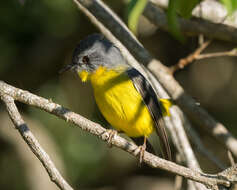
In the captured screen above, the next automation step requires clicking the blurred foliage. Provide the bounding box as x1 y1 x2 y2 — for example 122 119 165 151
167 0 200 42
126 0 147 35
0 0 76 88
166 0 237 41
167 0 186 42
220 0 237 14
1 0 237 190
176 0 200 18
0 138 29 190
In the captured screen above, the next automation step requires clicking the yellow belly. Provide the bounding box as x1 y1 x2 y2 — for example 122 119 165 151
90 68 154 137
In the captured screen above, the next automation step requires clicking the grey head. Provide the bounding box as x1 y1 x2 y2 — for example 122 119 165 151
71 34 128 73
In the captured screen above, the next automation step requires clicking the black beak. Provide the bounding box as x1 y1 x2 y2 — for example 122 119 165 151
59 64 74 74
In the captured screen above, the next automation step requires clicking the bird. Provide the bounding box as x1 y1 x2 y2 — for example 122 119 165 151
60 34 172 162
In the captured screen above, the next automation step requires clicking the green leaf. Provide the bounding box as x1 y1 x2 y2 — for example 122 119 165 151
127 0 148 35
220 0 237 14
167 0 185 42
177 0 200 18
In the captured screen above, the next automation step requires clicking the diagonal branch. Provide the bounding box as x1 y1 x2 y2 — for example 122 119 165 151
0 93 74 190
0 80 236 189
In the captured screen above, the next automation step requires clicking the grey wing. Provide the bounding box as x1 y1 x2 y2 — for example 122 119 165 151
126 68 171 161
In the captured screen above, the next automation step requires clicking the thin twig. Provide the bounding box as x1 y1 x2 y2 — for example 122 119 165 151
198 34 204 46
187 181 196 190
196 48 237 60
174 154 183 190
183 117 226 170
170 46 237 73
228 151 235 167
0 93 74 190
170 40 211 73
174 175 183 190
178 106 226 169
169 106 206 190
0 80 235 189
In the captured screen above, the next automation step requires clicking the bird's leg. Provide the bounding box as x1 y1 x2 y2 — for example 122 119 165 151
106 129 118 147
139 136 147 164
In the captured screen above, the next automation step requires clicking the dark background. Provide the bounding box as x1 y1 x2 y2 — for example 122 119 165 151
1 0 237 189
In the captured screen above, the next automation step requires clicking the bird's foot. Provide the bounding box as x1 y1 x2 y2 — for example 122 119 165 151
138 140 147 164
106 129 117 147
138 145 145 164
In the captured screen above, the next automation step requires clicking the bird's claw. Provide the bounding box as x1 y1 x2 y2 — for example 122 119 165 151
106 129 117 147
138 143 146 164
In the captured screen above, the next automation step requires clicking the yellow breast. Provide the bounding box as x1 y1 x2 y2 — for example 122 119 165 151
89 67 154 137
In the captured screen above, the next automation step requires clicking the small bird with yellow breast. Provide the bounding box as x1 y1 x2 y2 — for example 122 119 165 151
60 34 172 162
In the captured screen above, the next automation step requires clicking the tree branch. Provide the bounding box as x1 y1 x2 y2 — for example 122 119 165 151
0 92 73 190
144 2 237 43
150 0 237 27
0 80 236 189
146 0 237 43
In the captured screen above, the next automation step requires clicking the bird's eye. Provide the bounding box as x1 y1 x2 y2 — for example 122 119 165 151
82 56 90 64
